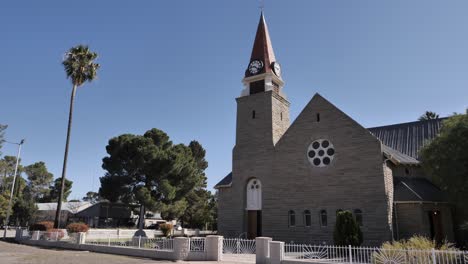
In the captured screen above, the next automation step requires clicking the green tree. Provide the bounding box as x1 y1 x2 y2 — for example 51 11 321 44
99 128 206 223
178 141 216 229
0 192 9 224
418 111 440 121
43 178 73 202
333 210 363 246
24 162 54 201
11 197 37 226
0 156 23 192
3 175 26 200
420 111 468 246
83 191 100 204
0 124 6 156
55 45 100 228
180 189 217 229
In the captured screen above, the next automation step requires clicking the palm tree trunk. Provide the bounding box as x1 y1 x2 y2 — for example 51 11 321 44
54 84 77 228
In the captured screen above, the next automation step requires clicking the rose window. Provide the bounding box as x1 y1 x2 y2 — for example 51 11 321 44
307 139 335 167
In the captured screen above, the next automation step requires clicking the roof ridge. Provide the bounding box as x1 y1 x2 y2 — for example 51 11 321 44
367 117 447 130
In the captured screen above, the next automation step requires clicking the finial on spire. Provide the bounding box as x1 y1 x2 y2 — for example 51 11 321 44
259 0 264 12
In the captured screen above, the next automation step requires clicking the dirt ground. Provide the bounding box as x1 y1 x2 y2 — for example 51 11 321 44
0 240 254 264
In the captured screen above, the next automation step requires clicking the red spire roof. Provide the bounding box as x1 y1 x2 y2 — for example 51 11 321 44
245 12 277 77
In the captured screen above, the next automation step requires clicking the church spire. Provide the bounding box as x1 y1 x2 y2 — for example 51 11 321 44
245 12 280 78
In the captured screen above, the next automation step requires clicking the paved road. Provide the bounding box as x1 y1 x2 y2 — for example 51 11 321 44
0 241 254 264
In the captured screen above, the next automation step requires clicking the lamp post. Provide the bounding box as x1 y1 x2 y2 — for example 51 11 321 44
2 139 25 239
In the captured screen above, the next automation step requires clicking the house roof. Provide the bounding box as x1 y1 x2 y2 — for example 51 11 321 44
368 118 445 160
37 202 93 213
214 172 232 189
394 177 447 202
381 144 420 166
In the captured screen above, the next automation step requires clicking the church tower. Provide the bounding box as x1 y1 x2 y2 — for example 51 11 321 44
226 12 291 239
236 12 290 147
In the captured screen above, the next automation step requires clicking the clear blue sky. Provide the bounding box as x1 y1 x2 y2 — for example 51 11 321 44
1 1 467 200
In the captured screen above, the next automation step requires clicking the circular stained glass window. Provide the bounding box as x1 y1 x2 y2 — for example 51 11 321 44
307 139 335 167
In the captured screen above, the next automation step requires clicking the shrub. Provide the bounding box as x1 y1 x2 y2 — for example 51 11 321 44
30 221 54 231
66 222 89 233
333 210 363 246
159 223 173 237
44 229 65 240
381 235 455 250
373 236 456 264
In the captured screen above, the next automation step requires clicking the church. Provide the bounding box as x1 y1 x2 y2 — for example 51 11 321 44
215 12 454 245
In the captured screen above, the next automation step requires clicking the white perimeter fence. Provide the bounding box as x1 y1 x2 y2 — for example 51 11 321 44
17 230 468 264
282 243 468 264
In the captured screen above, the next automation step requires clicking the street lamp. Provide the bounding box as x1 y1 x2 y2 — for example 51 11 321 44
2 139 25 239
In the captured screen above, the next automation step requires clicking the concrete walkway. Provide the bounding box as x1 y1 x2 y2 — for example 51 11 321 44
0 241 255 264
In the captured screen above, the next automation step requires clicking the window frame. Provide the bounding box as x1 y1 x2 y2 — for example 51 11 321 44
288 210 296 227
303 210 311 227
354 209 363 227
319 209 327 227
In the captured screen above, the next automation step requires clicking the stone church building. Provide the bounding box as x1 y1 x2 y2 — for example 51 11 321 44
215 12 454 245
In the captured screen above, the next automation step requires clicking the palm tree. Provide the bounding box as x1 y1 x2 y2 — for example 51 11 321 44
418 111 439 121
54 45 100 228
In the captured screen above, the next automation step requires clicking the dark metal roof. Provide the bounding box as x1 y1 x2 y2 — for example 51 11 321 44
394 177 447 202
368 118 445 160
214 172 232 189
381 144 420 166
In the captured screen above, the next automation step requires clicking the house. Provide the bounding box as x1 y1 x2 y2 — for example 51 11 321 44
35 201 160 228
214 12 453 245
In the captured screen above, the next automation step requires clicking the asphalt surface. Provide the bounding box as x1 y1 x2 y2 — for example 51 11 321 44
0 240 254 264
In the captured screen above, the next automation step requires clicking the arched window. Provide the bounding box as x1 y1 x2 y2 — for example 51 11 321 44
246 179 261 210
304 210 311 227
354 209 363 226
288 210 296 227
320 210 327 227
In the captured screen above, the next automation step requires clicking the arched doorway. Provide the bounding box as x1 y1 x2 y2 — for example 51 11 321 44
246 178 262 239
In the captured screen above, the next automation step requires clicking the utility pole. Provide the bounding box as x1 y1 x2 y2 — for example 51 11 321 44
3 139 25 239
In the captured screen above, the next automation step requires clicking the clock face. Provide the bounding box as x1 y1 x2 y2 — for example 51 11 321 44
272 62 281 77
248 60 264 75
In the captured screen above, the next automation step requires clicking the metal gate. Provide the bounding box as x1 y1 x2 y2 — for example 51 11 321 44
223 238 256 254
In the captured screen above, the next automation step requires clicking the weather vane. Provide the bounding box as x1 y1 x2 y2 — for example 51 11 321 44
259 0 265 12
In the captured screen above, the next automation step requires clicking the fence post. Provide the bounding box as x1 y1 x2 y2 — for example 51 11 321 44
173 237 190 261
269 241 284 264
77 232 86 245
138 235 141 248
431 248 436 264
31 231 40 240
108 234 111 246
206 235 223 261
256 237 273 264
349 245 353 264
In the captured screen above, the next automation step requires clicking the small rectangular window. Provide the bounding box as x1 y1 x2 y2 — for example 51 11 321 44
320 210 327 227
304 210 311 227
289 210 296 227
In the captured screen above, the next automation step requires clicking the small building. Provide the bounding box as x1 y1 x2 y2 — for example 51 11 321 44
35 201 158 228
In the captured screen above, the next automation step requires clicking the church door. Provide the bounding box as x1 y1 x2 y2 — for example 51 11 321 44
428 210 443 244
246 179 262 239
247 210 257 239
